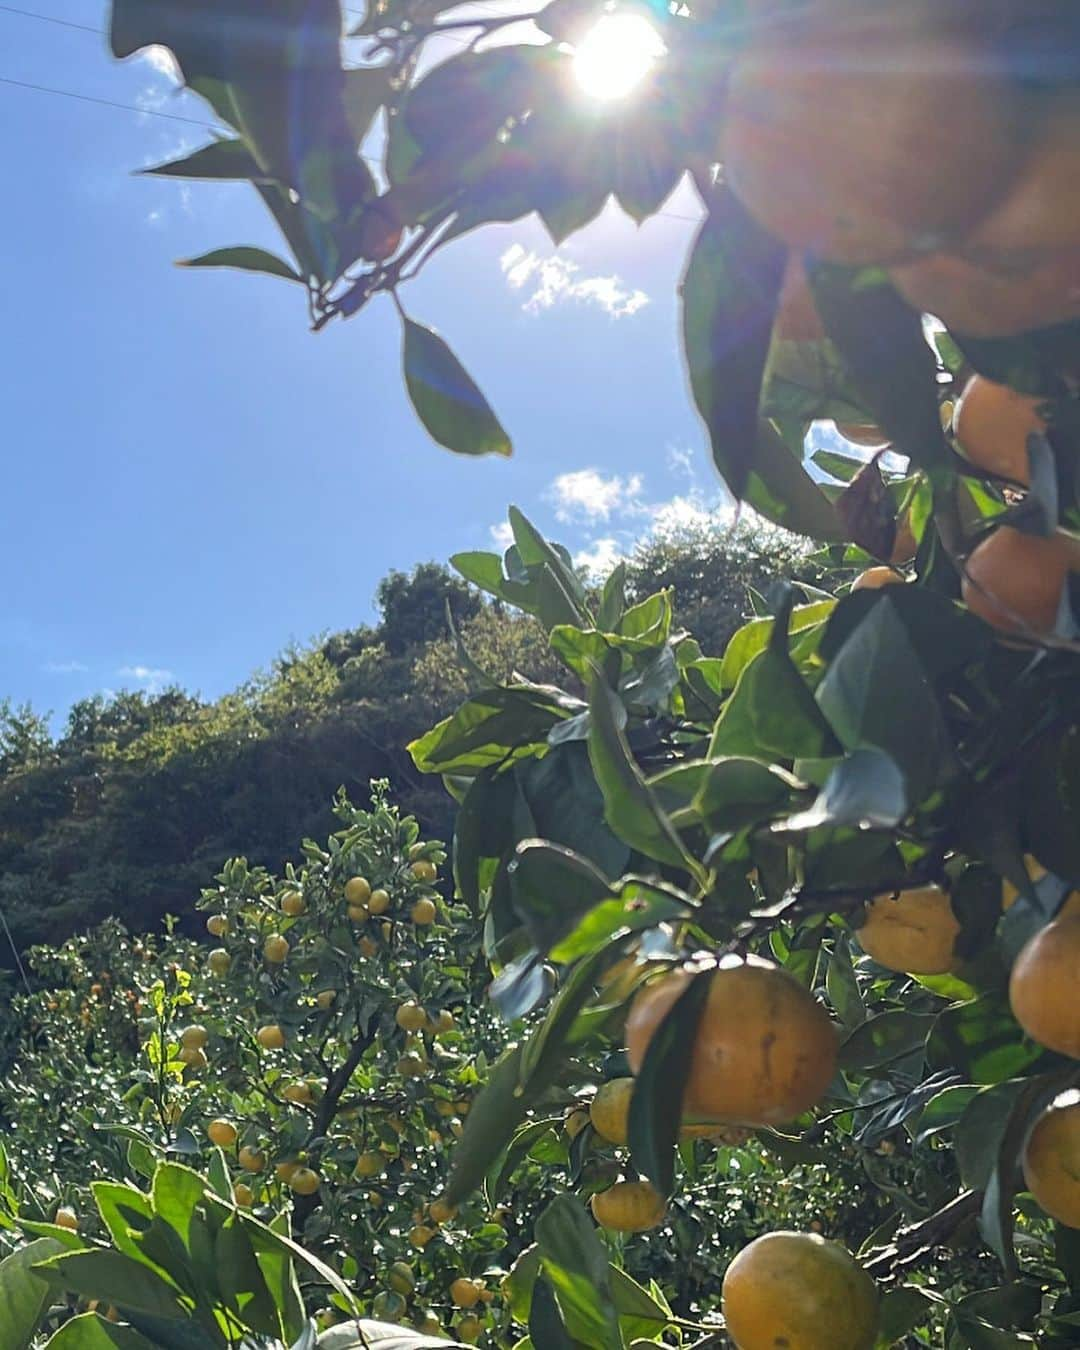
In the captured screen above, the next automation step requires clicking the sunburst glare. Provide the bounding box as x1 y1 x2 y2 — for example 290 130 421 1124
573 12 666 101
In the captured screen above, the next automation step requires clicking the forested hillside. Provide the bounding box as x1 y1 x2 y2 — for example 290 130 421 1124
0 521 819 958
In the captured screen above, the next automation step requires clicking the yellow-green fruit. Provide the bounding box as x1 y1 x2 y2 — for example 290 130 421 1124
344 876 372 906
433 1009 456 1035
856 886 960 975
408 1224 436 1249
397 1053 428 1079
288 1167 320 1196
355 1151 384 1178
256 1024 285 1050
721 1231 879 1350
368 1190 384 1207
1022 1092 1080 1227
54 1207 79 1232
238 1146 266 1173
411 860 438 884
233 1183 254 1208
206 914 229 938
208 948 232 976
566 1108 590 1140
347 904 368 923
410 898 437 926
387 1261 416 1296
456 1314 481 1343
280 891 306 916
207 1119 238 1148
274 1160 299 1183
372 1291 406 1323
263 934 289 964
590 1180 666 1233
396 1001 428 1032
368 888 391 915
283 1080 314 1105
416 1311 443 1337
316 989 336 1010
180 1024 208 1050
590 1078 635 1145
429 1197 456 1225
179 1046 207 1070
450 1277 481 1309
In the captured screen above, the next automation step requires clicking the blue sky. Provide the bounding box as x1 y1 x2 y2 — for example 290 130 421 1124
1 1 731 727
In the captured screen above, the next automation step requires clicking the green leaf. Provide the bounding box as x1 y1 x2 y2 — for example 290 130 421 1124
509 840 612 954
720 600 835 693
402 316 511 457
825 935 866 1031
778 748 906 833
317 1321 469 1348
450 551 508 598
409 686 579 774
535 1195 624 1350
151 1163 205 1247
628 970 711 1198
838 1010 935 1072
806 263 949 470
955 1082 1031 1193
177 247 302 283
142 139 261 180
928 996 1045 1085
215 1215 278 1335
815 595 953 803
0 1237 66 1350
915 1085 980 1143
876 1286 934 1344
529 1276 575 1350
587 680 698 874
33 1250 187 1319
597 564 627 631
91 1183 158 1270
550 879 692 965
692 757 800 833
43 1313 154 1349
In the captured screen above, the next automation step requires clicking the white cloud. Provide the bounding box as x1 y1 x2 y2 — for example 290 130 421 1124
573 537 623 577
549 469 644 524
43 660 88 675
647 491 730 538
119 665 174 693
500 245 649 319
490 521 514 550
141 46 181 82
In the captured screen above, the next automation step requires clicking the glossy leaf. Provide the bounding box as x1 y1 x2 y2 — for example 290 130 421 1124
177 247 302 283
142 139 261 180
778 747 906 833
0 1237 66 1350
402 317 511 457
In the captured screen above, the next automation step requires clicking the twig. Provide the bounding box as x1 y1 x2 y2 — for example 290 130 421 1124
862 1188 981 1280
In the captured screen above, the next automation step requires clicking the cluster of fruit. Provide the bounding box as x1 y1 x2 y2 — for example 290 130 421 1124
727 2 1079 337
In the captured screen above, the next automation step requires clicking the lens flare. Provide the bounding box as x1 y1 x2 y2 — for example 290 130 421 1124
573 13 665 100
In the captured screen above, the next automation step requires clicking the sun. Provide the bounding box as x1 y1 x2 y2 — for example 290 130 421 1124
573 12 666 101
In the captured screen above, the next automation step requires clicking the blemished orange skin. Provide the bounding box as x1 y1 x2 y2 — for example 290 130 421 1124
890 249 1080 337
590 1180 667 1233
721 1231 879 1350
723 14 1023 265
856 886 961 976
851 567 904 593
1023 1094 1080 1227
962 527 1080 636
1010 917 1080 1056
953 375 1045 485
625 958 837 1127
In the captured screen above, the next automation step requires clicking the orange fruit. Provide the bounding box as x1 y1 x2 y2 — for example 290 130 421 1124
289 1166 320 1196
855 886 961 975
395 1001 428 1032
283 1080 314 1104
315 989 336 1010
238 1146 266 1173
354 1151 384 1178
590 1078 635 1145
207 1119 238 1148
963 527 1080 635
429 1197 456 1225
1009 915 1080 1056
851 567 904 592
723 14 1022 264
625 956 836 1126
409 1224 436 1249
1002 855 1048 911
279 891 305 917
565 1107 590 1140
411 860 438 884
1022 1091 1080 1226
368 888 391 915
953 375 1044 484
180 1025 208 1050
964 89 1080 264
834 422 888 449
54 1206 79 1232
256 1024 285 1050
450 1277 481 1309
721 1231 879 1350
347 904 368 923
890 249 1080 337
274 1160 300 1183
233 1182 254 1208
590 1180 666 1232
206 914 229 938
411 897 437 925
344 875 371 905
263 934 289 964
432 1009 456 1035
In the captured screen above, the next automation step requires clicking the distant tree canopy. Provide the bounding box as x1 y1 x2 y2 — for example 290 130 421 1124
0 524 818 960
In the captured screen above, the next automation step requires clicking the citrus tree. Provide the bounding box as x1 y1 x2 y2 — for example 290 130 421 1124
96 1 1080 1346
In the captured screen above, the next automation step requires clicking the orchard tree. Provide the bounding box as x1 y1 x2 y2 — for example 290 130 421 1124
99 1 1080 1348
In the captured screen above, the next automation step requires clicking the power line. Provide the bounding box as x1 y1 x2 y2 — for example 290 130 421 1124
0 71 226 128
0 3 99 34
